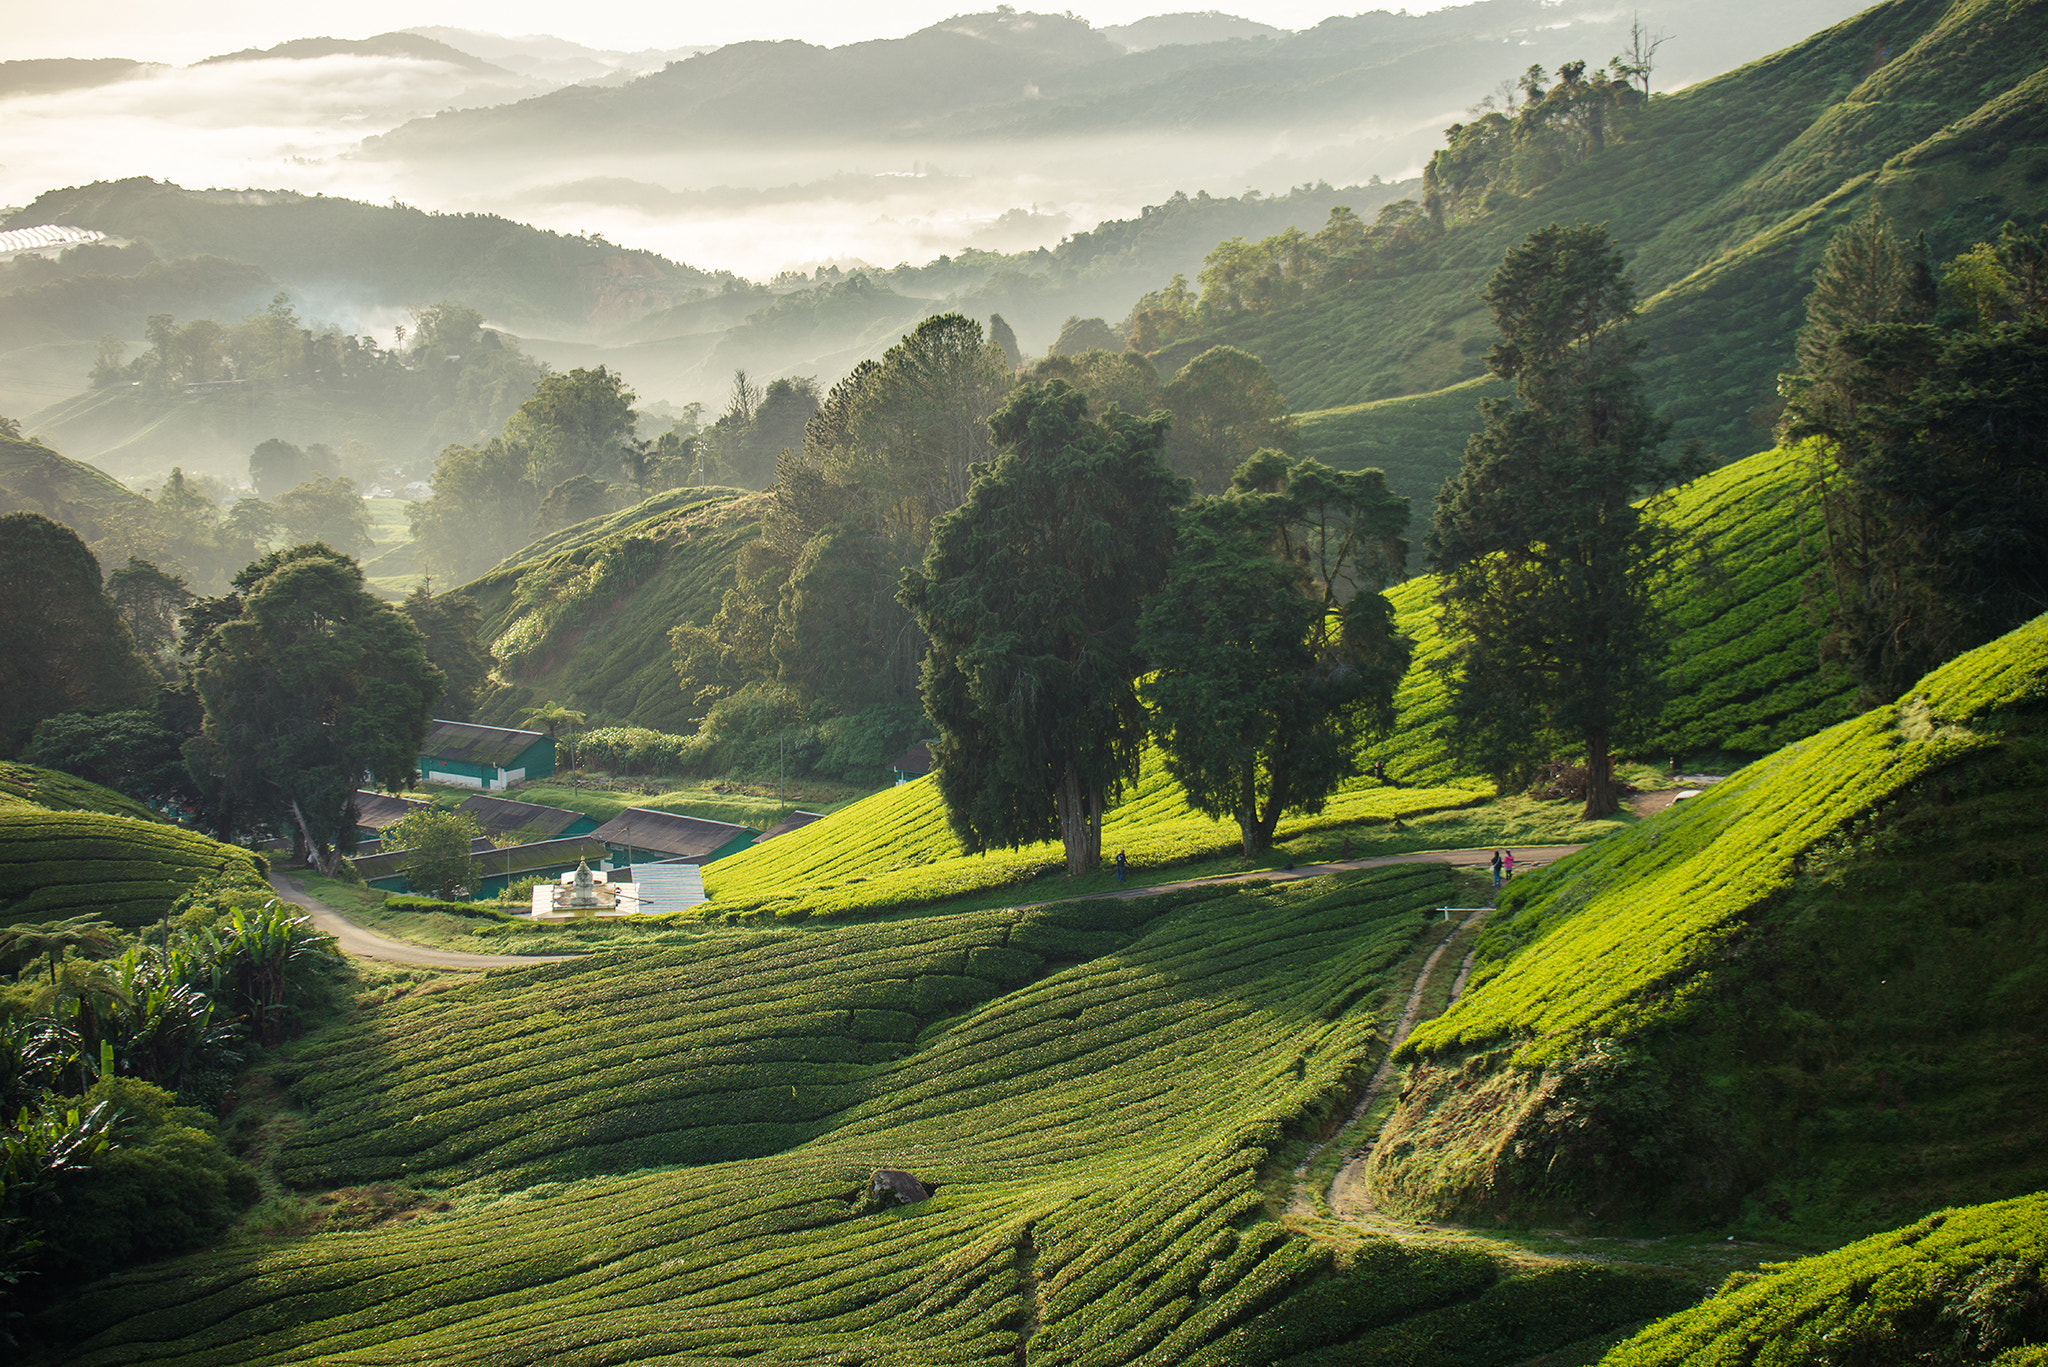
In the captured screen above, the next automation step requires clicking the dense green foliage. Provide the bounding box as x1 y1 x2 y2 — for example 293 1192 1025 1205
1370 442 1856 786
1429 223 1683 815
0 513 157 755
1142 453 1410 853
188 546 442 865
1407 612 2047 1063
1781 214 2048 706
466 489 763 733
1606 1194 2048 1365
45 869 1683 1363
904 382 1186 873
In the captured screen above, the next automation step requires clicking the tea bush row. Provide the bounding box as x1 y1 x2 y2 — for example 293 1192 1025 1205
1404 612 2048 1065
66 871 1460 1365
701 756 1486 920
1604 1192 2048 1366
1367 444 1855 786
0 808 269 929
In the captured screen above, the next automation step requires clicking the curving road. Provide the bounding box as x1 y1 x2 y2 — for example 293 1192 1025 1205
270 844 1585 969
266 873 580 970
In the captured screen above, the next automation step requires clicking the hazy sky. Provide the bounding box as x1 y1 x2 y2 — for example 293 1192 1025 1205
6 2 1460 62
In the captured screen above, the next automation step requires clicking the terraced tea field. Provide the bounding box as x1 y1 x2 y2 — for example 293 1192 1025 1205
53 867 1692 1364
1404 611 2048 1066
1605 1192 2048 1366
1369 442 1855 786
700 759 1489 920
0 776 270 929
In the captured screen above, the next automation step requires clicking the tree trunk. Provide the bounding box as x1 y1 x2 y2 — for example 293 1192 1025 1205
291 800 342 878
1056 763 1103 875
1581 732 1617 820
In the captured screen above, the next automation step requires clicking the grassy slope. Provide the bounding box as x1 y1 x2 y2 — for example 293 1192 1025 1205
462 488 763 733
0 763 270 929
0 433 151 540
1370 442 1855 785
1604 1193 2048 1366
698 760 1493 921
1366 613 2048 1235
1202 0 2048 503
54 871 1692 1365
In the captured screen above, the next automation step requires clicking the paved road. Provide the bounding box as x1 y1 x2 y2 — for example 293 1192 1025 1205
267 872 579 970
1022 844 1587 908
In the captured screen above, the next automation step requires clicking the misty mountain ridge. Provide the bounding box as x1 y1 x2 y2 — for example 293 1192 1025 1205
1099 11 1288 51
195 32 515 77
397 27 717 85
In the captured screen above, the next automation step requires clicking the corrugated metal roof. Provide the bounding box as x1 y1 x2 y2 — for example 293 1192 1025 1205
351 835 498 882
889 741 933 775
420 719 552 768
757 810 826 841
354 790 428 830
593 808 754 860
456 794 586 840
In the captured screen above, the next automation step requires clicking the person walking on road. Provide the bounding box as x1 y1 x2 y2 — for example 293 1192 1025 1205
1115 849 1128 883
1503 849 1516 881
1490 849 1503 888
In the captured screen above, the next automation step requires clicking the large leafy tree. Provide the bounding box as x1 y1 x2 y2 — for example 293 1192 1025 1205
901 381 1186 874
1142 452 1412 854
1160 346 1298 492
0 513 157 756
1428 222 1685 819
189 546 443 871
401 580 492 722
506 365 638 490
381 809 484 901
1780 214 2048 704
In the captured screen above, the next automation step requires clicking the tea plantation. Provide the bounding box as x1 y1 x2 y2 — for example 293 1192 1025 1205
1604 1193 2048 1366
44 867 1697 1364
1369 441 1855 786
699 758 1489 921
1365 612 2048 1234
0 763 270 929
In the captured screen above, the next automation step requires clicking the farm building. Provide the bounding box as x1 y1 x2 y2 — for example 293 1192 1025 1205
455 794 598 843
417 721 556 791
352 790 430 843
756 810 825 842
594 808 756 866
355 833 612 899
888 741 933 785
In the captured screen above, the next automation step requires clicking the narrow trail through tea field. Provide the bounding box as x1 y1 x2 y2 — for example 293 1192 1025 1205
1284 904 1491 1222
267 872 580 969
1022 844 1586 909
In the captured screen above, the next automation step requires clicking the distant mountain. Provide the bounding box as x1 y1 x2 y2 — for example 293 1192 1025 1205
400 27 715 84
1157 0 2048 504
364 2 1868 161
0 58 157 99
1099 11 1286 51
196 32 513 76
2 179 734 339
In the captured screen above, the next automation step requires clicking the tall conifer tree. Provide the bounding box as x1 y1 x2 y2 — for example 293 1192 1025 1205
1428 223 1683 819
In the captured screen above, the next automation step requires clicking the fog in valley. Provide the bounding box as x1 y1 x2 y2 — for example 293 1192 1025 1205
1 0 1869 492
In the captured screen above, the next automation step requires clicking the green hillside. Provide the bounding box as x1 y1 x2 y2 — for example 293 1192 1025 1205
1371 442 1855 785
0 432 150 543
463 487 764 732
1366 612 2048 1235
1605 1192 2048 1366
700 762 1494 921
4 180 731 338
0 764 270 929
1172 0 2048 501
51 870 1695 1364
